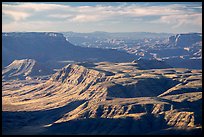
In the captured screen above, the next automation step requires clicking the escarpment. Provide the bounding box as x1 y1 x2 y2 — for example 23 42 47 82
2 61 202 135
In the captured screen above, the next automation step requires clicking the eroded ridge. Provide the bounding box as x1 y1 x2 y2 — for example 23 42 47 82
2 61 202 135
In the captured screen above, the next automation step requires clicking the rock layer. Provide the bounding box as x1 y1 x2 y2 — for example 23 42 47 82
2 61 202 135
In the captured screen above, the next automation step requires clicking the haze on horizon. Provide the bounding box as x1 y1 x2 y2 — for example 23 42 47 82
2 2 202 33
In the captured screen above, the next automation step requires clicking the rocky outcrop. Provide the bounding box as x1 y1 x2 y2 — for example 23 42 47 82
2 59 53 80
168 33 202 47
2 62 202 135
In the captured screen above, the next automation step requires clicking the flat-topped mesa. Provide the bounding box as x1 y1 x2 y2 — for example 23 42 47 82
50 64 107 85
3 32 136 67
2 32 65 39
168 33 202 47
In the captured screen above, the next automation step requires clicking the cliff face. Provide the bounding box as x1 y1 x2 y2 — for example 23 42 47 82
168 33 202 47
2 33 69 66
2 61 202 135
2 32 136 67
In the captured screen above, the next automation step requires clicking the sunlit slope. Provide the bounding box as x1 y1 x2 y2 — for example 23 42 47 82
2 61 202 135
2 59 53 80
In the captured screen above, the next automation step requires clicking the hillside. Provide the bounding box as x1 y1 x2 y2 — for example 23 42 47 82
2 61 202 135
2 59 53 80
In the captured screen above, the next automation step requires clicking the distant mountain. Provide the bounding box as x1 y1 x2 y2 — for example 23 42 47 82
63 31 172 40
168 33 202 47
62 32 202 69
62 31 172 47
2 59 53 80
2 32 137 67
164 33 202 69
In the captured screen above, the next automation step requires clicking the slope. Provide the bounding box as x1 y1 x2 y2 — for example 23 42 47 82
2 32 136 67
2 61 202 135
2 59 53 80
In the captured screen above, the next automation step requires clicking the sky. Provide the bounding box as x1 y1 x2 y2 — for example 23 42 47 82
2 2 202 33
